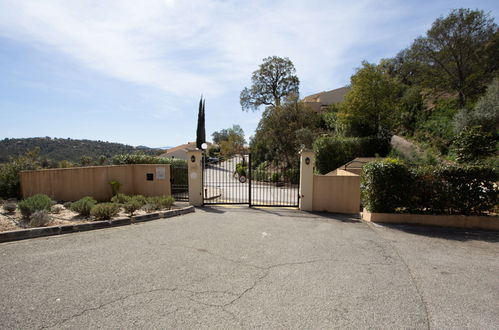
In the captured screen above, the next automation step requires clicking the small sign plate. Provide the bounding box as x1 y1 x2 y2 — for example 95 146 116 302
156 167 165 180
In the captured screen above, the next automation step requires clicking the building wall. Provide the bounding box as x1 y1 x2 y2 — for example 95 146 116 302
20 164 171 202
164 149 188 160
312 175 360 214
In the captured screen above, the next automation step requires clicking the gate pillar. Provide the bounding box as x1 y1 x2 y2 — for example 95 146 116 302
299 149 315 211
187 149 203 206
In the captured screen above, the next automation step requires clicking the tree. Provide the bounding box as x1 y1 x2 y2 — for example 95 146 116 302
338 62 401 137
453 77 499 133
240 56 299 111
411 9 498 106
452 126 497 163
196 96 206 149
212 125 245 144
217 125 246 158
251 102 322 167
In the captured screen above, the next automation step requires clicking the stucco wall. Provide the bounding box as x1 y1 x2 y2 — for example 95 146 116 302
20 164 171 202
312 175 360 214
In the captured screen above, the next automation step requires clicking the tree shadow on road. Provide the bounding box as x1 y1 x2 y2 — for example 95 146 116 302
378 223 499 243
198 206 226 214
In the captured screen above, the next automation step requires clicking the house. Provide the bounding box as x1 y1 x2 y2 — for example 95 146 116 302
302 86 351 112
159 142 216 160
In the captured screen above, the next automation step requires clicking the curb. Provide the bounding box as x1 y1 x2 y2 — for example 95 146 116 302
0 206 195 244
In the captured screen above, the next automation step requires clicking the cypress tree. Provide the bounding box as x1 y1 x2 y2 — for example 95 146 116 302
196 96 206 149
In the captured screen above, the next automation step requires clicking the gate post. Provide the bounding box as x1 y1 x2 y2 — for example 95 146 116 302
187 149 203 206
299 149 315 211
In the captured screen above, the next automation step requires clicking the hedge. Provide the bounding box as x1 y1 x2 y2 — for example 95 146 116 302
362 159 498 215
313 135 391 174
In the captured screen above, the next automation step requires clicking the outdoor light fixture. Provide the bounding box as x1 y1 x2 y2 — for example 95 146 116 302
305 157 310 165
191 155 196 163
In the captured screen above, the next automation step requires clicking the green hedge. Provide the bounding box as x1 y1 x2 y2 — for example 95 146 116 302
313 135 391 174
362 159 498 215
111 154 186 166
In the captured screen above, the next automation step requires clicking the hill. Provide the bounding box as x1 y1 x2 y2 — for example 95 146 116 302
0 137 161 164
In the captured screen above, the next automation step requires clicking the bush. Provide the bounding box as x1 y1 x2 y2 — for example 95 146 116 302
63 201 72 209
111 193 131 204
29 210 51 227
112 154 187 167
270 172 280 183
362 159 414 213
123 199 142 216
18 194 53 219
452 126 497 163
131 195 147 206
160 195 175 210
3 202 16 214
235 162 247 177
70 196 97 218
142 204 155 213
313 135 391 174
283 168 300 184
51 204 64 214
0 155 39 199
252 169 268 182
362 159 498 215
91 203 120 220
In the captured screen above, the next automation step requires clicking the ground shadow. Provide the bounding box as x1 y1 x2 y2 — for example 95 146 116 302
379 223 499 243
198 206 226 214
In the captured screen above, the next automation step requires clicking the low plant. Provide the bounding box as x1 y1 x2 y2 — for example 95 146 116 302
51 204 64 214
123 199 142 216
90 203 120 220
142 203 155 213
146 196 162 210
111 193 131 204
160 195 175 210
29 210 51 227
3 202 16 214
18 194 53 219
63 201 72 209
252 169 268 182
131 195 147 206
70 196 97 218
270 172 280 183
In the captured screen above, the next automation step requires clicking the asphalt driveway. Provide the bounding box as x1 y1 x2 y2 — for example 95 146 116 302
1 206 498 329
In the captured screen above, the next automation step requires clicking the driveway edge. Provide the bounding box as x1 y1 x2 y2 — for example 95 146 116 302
0 206 195 243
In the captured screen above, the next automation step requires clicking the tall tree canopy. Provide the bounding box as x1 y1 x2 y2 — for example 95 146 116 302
338 62 401 137
212 125 246 158
240 56 299 111
410 9 497 106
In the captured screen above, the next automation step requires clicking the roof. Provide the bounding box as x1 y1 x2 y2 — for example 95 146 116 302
158 142 217 158
302 86 351 105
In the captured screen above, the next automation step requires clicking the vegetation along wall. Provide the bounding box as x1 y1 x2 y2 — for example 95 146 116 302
20 164 171 202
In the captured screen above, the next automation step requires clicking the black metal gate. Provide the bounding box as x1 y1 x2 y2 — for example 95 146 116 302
170 161 188 201
203 153 299 207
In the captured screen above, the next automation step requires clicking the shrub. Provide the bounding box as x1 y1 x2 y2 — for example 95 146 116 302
160 195 175 210
3 202 16 214
70 196 97 218
91 203 120 220
0 154 39 199
252 170 268 182
123 199 142 216
111 193 131 204
452 126 497 163
63 201 72 209
29 210 51 227
235 162 247 177
146 196 162 210
270 172 280 183
18 194 53 219
51 204 64 214
313 135 391 174
283 168 300 184
362 159 414 213
109 181 121 196
131 195 147 206
112 154 187 167
142 204 155 213
362 160 498 215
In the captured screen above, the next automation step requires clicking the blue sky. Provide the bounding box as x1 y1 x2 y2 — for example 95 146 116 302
0 0 497 148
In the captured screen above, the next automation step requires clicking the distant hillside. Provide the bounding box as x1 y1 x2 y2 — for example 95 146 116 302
0 137 161 163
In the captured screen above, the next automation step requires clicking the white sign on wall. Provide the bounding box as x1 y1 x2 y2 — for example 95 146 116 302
156 167 166 180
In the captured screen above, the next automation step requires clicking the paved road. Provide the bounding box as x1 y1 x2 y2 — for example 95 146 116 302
204 157 298 205
1 207 498 329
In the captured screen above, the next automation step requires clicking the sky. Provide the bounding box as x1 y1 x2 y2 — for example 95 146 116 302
0 0 497 148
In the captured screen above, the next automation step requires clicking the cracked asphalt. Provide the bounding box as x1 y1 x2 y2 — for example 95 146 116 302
1 206 498 329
